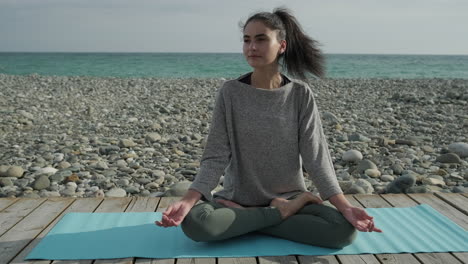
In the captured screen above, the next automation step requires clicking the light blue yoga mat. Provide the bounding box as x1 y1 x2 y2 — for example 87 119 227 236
25 204 468 260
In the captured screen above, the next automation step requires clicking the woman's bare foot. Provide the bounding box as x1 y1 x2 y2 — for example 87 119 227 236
270 192 322 219
216 199 245 209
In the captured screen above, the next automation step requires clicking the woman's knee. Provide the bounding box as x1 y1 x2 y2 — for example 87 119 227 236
326 208 358 248
331 222 357 248
181 203 221 242
309 205 358 248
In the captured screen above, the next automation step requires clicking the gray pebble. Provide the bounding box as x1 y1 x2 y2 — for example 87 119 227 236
448 142 468 158
381 175 395 182
386 174 416 193
33 175 51 190
436 153 462 164
6 166 24 178
354 159 378 174
346 184 366 194
342 150 363 163
106 188 127 197
365 169 381 178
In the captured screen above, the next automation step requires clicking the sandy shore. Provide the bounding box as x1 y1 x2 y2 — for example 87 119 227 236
0 73 467 198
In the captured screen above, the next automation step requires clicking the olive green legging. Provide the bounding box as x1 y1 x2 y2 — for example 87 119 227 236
181 200 357 249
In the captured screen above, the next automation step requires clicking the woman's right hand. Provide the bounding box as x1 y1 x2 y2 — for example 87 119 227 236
155 189 202 227
155 200 193 227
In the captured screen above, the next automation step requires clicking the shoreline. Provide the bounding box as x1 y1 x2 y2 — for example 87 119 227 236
2 73 468 81
0 74 467 198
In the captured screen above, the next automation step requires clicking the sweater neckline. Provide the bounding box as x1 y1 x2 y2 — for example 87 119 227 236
235 72 294 92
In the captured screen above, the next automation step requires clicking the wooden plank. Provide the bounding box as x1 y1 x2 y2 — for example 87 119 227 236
135 258 175 264
126 196 160 212
258 256 298 264
433 193 468 215
337 255 381 264
414 253 464 264
0 198 46 237
93 197 133 213
352 194 421 264
10 197 103 264
407 193 468 230
155 197 180 212
0 198 19 211
385 194 465 264
0 197 74 264
177 258 216 264
218 257 257 264
452 254 468 264
297 255 340 264
50 260 93 264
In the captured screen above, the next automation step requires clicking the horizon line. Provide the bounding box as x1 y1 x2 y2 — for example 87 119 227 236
1 51 467 56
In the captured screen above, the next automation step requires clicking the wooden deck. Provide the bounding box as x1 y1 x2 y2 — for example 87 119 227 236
0 193 467 264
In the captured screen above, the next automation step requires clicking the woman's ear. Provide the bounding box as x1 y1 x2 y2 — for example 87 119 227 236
280 40 287 54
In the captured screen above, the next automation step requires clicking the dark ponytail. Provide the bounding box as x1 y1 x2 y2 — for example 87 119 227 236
241 7 325 80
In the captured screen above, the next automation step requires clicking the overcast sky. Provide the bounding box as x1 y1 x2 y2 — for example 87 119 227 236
1 0 467 55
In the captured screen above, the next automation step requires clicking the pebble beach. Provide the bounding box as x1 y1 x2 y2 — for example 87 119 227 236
0 73 467 199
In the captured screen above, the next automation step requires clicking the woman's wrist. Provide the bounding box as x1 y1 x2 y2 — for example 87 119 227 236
182 189 202 206
329 193 353 213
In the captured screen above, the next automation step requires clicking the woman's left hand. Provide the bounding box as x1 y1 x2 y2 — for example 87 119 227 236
341 206 383 233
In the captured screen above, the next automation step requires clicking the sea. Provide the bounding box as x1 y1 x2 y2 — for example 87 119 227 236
0 52 467 79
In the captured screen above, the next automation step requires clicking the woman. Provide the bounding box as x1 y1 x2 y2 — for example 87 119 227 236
156 7 382 249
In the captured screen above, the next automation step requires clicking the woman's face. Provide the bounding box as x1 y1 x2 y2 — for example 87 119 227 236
243 20 286 69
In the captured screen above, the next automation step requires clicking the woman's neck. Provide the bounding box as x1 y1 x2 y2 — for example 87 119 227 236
251 68 283 90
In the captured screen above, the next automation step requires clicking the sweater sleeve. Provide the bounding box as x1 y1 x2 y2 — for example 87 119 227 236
298 86 343 201
189 85 231 201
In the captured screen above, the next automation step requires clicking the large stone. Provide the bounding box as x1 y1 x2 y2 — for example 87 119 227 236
422 178 446 187
355 179 374 194
342 150 363 163
365 169 381 178
436 153 462 164
345 184 366 194
99 146 120 155
33 175 51 190
390 164 404 175
386 174 416 193
37 167 58 176
381 175 395 182
0 178 13 187
0 165 10 177
145 133 162 143
120 139 137 148
6 166 24 178
354 159 378 174
152 170 166 177
338 181 353 193
395 139 417 146
106 188 127 197
448 142 468 158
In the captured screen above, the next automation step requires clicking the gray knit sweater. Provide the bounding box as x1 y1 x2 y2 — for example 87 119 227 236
189 73 342 206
